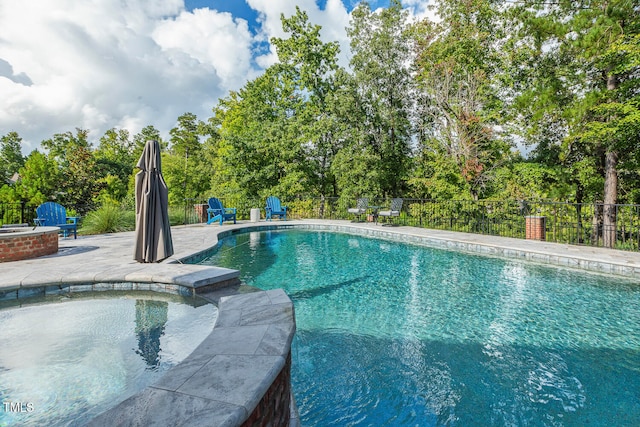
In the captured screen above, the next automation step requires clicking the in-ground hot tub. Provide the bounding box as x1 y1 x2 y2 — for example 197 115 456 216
0 290 218 426
0 227 60 262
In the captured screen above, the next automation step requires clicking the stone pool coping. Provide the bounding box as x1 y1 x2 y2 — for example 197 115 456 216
300 223 640 280
88 288 296 427
2 220 640 426
0 263 241 300
176 221 640 281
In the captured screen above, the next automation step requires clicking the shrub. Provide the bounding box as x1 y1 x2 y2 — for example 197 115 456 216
81 204 135 234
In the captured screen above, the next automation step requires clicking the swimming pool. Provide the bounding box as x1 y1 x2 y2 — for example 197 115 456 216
198 229 640 426
0 291 217 426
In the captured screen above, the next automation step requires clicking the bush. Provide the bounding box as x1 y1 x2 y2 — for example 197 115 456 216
81 204 135 234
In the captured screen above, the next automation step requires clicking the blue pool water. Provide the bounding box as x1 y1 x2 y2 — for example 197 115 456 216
198 230 640 426
0 291 217 426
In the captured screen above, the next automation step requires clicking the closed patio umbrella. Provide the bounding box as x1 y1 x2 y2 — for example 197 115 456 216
134 139 174 263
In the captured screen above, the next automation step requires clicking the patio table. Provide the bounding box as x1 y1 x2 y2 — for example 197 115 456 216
367 206 380 224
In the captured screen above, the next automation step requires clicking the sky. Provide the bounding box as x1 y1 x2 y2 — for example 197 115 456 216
0 0 433 155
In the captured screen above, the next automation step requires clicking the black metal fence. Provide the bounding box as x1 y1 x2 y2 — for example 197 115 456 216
0 202 35 226
204 197 640 251
4 198 640 251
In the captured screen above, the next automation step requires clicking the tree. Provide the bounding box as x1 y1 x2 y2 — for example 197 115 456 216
164 113 210 204
13 150 60 206
41 128 91 167
343 0 414 198
41 129 100 213
94 128 134 204
329 69 383 200
169 112 201 158
96 128 134 169
213 69 307 200
202 111 239 200
271 7 342 199
211 6 346 203
412 0 511 200
132 125 164 163
506 0 640 247
64 144 101 214
0 131 25 183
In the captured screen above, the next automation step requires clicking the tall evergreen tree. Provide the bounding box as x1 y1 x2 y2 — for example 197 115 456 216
506 0 640 247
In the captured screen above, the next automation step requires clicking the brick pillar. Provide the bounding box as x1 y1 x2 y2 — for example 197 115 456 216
193 204 208 223
525 216 546 241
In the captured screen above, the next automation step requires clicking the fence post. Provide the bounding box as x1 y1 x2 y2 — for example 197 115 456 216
21 201 26 225
525 216 546 241
193 203 208 223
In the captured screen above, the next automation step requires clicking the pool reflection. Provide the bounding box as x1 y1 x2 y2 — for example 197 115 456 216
134 300 168 369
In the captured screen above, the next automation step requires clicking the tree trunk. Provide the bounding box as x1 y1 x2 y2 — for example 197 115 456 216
601 72 619 249
592 202 603 246
602 150 618 248
575 184 584 244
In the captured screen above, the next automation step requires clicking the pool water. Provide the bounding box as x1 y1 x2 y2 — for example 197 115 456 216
198 230 640 426
0 291 217 426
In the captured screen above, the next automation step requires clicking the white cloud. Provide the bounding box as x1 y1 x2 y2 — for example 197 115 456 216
0 0 255 153
403 0 439 22
152 8 255 90
247 0 351 69
0 0 434 155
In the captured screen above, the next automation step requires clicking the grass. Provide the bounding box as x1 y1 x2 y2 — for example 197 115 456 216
79 204 202 235
80 204 135 234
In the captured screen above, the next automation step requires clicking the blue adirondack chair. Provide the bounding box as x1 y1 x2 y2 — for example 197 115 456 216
207 197 237 225
35 202 79 238
265 196 287 221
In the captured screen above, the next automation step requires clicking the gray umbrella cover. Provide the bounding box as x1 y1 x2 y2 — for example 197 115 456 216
134 139 174 263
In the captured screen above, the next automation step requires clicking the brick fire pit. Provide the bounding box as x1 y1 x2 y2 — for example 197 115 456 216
0 227 60 262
